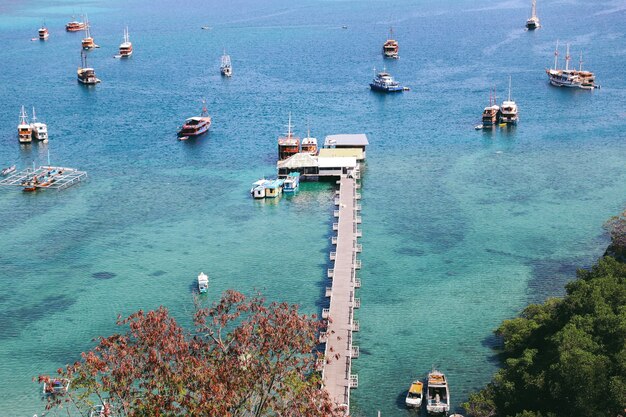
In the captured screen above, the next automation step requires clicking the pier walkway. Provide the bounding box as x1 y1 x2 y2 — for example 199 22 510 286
321 174 362 413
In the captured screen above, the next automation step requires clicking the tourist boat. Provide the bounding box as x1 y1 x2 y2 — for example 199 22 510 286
66 16 87 32
30 107 49 141
370 68 405 93
301 126 318 155
178 101 212 139
117 27 133 58
526 0 541 30
77 51 101 84
405 380 424 408
481 88 500 128
1 165 16 176
282 172 300 193
220 51 232 77
426 369 450 415
278 114 300 160
546 41 597 90
81 16 98 49
38 25 49 40
197 272 209 293
500 76 519 125
17 106 32 143
382 27 399 59
42 378 70 395
250 179 269 199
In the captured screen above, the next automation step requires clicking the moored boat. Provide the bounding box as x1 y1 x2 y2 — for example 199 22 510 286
220 51 232 77
42 378 70 395
178 101 212 139
383 27 399 59
17 106 32 143
526 0 541 29
500 76 519 125
77 50 101 84
30 107 49 141
81 15 98 49
282 172 300 193
405 380 424 408
301 125 318 155
481 88 500 128
278 114 300 160
370 68 405 93
197 272 209 293
546 41 597 90
66 16 87 32
118 27 133 58
38 25 49 40
426 369 450 415
264 179 284 198
1 165 16 176
250 179 269 199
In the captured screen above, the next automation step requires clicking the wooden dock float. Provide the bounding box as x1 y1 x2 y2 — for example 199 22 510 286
321 175 362 413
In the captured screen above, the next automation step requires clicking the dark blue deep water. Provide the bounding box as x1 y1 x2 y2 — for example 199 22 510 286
1 0 626 415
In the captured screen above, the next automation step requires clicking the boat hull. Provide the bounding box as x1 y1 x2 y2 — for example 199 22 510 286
370 84 403 93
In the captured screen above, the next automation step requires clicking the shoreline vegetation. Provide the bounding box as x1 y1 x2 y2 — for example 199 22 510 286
462 210 626 417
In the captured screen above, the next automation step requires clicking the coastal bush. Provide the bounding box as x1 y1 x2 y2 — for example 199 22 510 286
37 290 343 416
462 256 626 417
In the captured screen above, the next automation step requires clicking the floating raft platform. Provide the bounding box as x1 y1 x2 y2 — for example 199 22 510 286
0 166 87 191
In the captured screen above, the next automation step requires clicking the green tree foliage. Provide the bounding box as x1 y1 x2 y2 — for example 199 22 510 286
463 256 626 417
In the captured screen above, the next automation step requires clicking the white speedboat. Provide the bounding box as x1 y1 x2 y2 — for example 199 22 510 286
426 369 450 415
197 272 209 293
405 380 424 408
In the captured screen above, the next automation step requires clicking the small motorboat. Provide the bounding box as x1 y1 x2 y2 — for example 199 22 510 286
178 136 189 141
42 378 70 395
1 165 16 176
405 380 424 408
201 26 211 30
197 272 209 293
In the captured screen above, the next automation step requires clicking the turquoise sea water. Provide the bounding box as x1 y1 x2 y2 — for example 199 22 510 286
1 0 626 415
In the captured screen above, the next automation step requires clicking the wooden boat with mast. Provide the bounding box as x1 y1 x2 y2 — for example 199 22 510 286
220 50 232 77
178 100 212 140
277 113 300 160
481 87 500 128
66 15 87 32
526 0 541 30
77 50 101 84
17 106 32 144
117 27 133 58
382 27 399 59
81 15 99 49
546 41 597 90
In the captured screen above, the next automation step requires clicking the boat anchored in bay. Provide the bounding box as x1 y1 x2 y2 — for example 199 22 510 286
370 68 407 93
38 23 49 40
526 0 541 30
405 379 424 408
383 27 399 59
426 369 450 415
500 76 518 125
197 272 209 293
30 107 49 142
178 100 212 140
480 87 500 128
81 15 99 50
116 27 132 58
546 41 597 90
66 15 87 32
17 106 32 144
220 50 232 77
77 50 101 84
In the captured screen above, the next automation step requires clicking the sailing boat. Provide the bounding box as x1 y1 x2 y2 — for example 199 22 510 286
77 50 101 84
499 76 519 125
481 87 500 128
546 41 597 90
117 27 133 58
382 27 399 59
277 113 300 160
17 106 32 143
526 0 541 30
81 15 99 49
220 50 232 77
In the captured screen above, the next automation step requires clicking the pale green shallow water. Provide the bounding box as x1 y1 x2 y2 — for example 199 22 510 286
0 0 625 415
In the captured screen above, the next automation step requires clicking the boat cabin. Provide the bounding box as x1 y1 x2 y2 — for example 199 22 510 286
264 179 284 198
278 137 300 160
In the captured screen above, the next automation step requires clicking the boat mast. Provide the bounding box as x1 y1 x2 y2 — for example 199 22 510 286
81 50 87 68
579 51 583 71
201 98 208 117
565 43 571 71
553 40 559 70
32 107 37 123
84 14 91 38
19 105 28 124
508 76 512 101
287 112 293 138
531 0 537 18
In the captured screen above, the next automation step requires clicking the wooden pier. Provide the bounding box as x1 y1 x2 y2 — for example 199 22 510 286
321 174 362 413
0 166 87 191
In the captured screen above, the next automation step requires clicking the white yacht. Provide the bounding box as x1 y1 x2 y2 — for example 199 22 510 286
526 0 540 30
546 41 597 90
118 27 133 58
426 369 450 415
220 51 232 77
17 106 32 143
30 107 49 141
197 272 209 293
500 76 518 125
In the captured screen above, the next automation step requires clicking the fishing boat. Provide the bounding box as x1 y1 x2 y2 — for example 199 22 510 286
197 272 209 293
77 50 101 84
370 68 405 93
500 76 519 125
30 107 49 141
17 106 32 143
81 16 98 49
382 27 399 59
546 41 597 90
178 101 212 139
220 51 232 77
66 16 87 32
426 369 450 415
481 88 500 128
277 114 300 160
405 380 424 408
117 27 133 58
1 165 16 176
526 0 541 30
250 179 269 199
38 24 49 40
42 378 70 395
282 172 300 193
